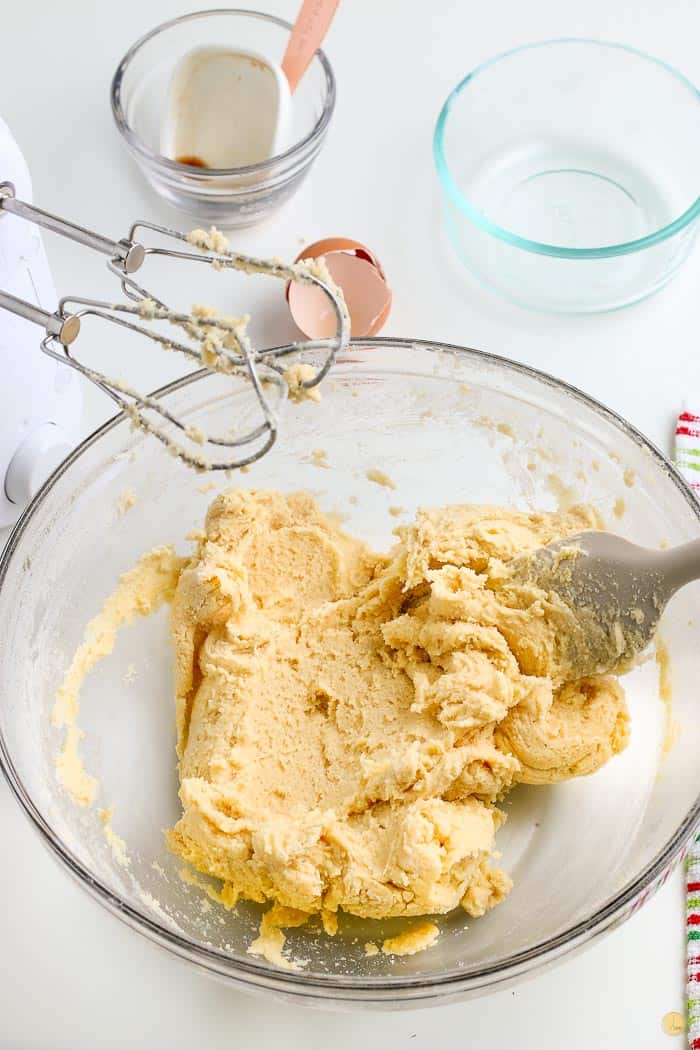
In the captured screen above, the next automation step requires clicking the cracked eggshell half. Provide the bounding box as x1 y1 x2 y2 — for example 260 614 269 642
287 237 392 339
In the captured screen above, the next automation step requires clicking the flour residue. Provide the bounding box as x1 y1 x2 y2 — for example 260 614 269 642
98 806 130 867
52 546 184 806
655 639 678 756
476 416 515 439
321 911 338 936
545 473 578 511
247 903 310 970
116 490 137 515
179 867 238 910
365 468 396 489
382 921 439 956
309 448 330 469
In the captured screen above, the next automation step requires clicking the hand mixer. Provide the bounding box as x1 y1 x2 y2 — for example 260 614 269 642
0 184 349 476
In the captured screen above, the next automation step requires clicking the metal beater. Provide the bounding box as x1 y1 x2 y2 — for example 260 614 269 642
0 182 349 471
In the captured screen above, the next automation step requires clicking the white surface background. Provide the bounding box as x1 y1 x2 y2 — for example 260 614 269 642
1 0 698 1046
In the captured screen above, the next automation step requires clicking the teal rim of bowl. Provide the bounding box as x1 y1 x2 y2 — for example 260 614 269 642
433 38 700 260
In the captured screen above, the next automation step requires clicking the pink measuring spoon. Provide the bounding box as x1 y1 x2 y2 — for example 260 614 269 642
282 0 340 93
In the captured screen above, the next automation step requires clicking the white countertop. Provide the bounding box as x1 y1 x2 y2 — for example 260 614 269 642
1 0 698 1046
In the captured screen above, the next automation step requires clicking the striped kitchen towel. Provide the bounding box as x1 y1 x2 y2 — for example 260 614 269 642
678 412 700 1045
676 410 700 495
688 836 700 1046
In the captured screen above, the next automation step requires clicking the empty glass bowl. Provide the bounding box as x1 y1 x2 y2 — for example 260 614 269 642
434 40 700 313
1 339 699 1007
111 10 335 227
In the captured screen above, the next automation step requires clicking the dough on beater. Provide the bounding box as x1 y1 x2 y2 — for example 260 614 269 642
166 491 629 926
284 362 321 403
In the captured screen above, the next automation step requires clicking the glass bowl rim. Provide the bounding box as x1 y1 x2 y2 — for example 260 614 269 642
433 37 700 260
2 336 699 1001
110 7 336 178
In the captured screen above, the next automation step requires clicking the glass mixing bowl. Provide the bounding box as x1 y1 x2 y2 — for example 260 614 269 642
111 10 335 227
434 40 700 313
1 339 699 1008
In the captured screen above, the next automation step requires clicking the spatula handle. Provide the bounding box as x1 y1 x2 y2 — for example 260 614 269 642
659 537 700 593
281 0 340 94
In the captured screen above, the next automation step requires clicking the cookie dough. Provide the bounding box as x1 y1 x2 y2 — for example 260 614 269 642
382 921 439 956
166 490 629 924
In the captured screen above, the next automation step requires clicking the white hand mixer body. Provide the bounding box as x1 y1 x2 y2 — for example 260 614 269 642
0 118 81 527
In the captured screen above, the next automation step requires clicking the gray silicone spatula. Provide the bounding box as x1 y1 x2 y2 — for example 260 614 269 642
509 531 700 677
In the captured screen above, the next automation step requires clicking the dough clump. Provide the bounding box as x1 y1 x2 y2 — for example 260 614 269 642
167 490 628 922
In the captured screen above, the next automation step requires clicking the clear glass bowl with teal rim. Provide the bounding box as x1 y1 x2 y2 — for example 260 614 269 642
434 39 700 313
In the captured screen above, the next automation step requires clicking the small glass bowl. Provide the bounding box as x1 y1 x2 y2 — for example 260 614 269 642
434 39 700 313
111 9 335 228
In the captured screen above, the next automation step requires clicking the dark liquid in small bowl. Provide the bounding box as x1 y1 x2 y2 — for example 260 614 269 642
176 155 208 168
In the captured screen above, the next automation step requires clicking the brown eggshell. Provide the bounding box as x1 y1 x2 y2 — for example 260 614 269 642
286 237 392 339
293 237 388 281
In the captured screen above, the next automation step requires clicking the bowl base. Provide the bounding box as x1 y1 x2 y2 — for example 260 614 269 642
502 167 646 248
470 141 671 250
444 137 695 313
